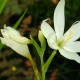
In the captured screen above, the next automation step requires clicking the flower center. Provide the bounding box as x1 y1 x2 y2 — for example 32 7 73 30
56 40 63 48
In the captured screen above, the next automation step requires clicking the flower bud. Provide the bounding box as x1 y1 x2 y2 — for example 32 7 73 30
38 30 46 51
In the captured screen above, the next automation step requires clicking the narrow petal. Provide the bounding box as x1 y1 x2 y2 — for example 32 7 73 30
10 36 31 44
59 48 80 63
63 21 80 42
1 29 9 38
54 0 65 39
5 26 20 36
63 41 80 52
47 35 58 50
1 38 29 57
41 20 56 39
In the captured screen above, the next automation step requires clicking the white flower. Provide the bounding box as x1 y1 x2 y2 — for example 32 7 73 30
41 0 80 63
0 25 30 57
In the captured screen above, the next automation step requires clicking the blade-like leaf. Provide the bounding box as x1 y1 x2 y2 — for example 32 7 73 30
0 43 4 50
13 8 28 29
30 35 42 57
0 0 7 14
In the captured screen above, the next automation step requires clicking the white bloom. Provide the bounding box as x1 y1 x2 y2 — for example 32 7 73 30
41 0 80 63
0 25 30 57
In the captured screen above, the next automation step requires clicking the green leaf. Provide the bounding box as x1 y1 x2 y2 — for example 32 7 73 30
0 43 4 50
0 8 28 51
30 35 42 57
13 8 28 29
0 0 7 14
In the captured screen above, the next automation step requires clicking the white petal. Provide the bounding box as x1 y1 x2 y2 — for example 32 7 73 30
41 20 56 39
1 29 9 38
63 41 80 52
59 48 80 63
54 0 65 39
47 35 58 50
5 26 20 36
63 21 80 42
10 36 31 44
1 38 29 57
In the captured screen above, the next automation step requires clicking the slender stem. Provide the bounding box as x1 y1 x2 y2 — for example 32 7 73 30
42 68 45 80
27 53 41 80
41 50 57 80
41 55 45 80
43 50 57 74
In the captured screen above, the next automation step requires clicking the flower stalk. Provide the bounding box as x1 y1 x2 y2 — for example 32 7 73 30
27 53 41 80
42 50 57 74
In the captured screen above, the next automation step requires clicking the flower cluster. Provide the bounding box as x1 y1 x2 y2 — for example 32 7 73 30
0 0 80 80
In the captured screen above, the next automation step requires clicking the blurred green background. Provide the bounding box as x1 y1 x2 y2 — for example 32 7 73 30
0 0 80 80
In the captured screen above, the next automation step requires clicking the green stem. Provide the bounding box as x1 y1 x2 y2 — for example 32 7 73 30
41 55 45 80
42 68 45 80
28 53 41 80
43 50 57 74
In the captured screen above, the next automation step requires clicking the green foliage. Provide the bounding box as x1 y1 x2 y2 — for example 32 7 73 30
0 43 4 50
3 0 38 15
30 35 42 57
4 0 22 15
13 8 28 29
0 0 7 14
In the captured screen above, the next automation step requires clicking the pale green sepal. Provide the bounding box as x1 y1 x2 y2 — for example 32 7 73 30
38 31 46 52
